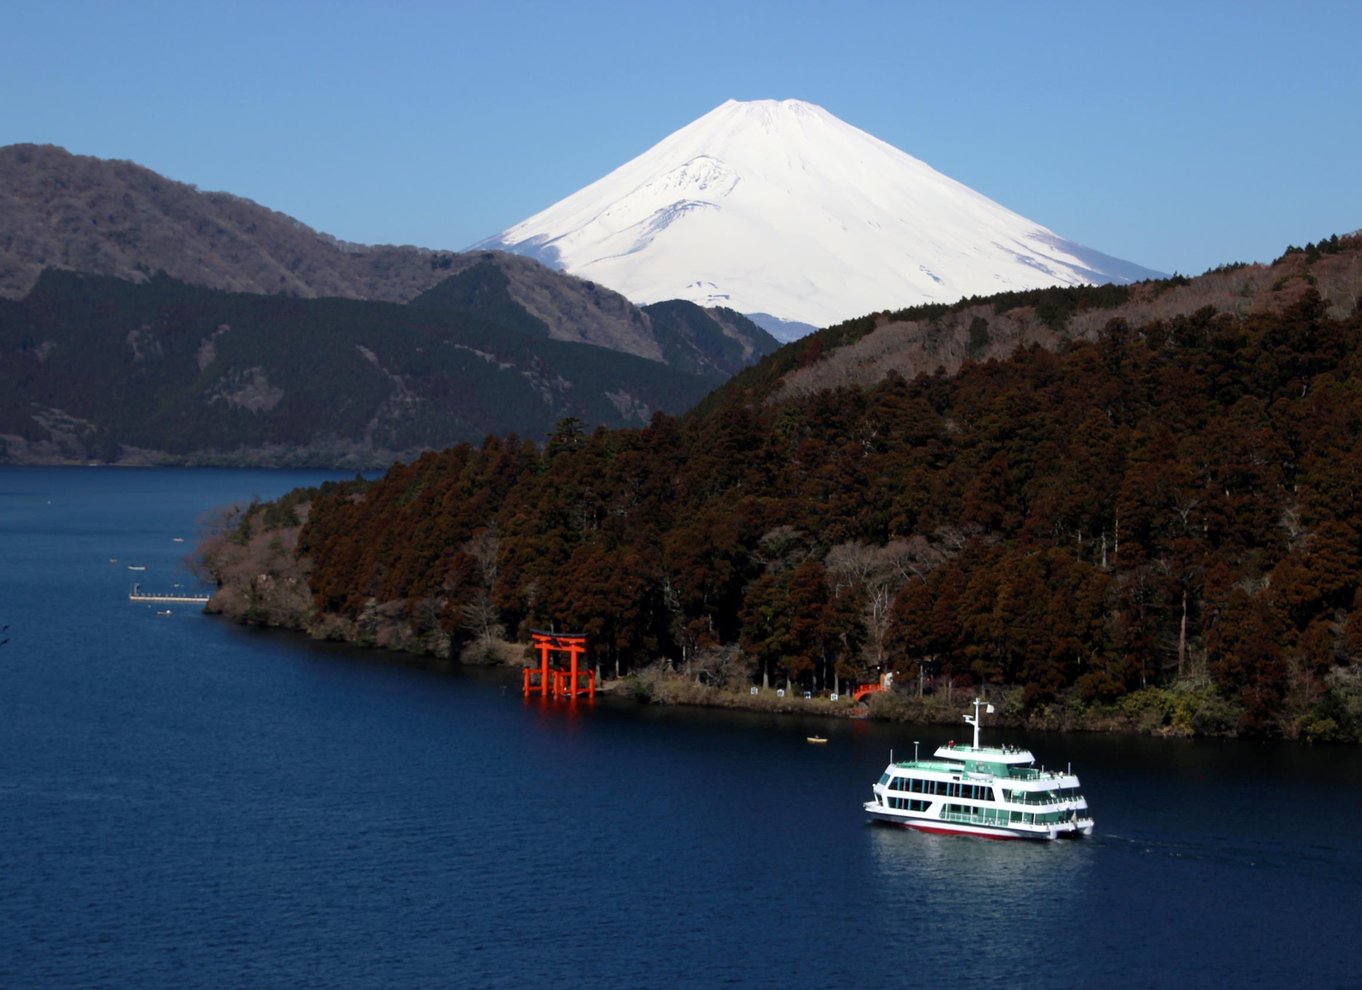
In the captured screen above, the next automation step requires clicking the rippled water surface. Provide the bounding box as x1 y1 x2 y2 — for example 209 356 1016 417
2 466 1360 988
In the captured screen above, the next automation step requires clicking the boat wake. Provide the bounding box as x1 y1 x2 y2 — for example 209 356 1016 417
1098 831 1358 885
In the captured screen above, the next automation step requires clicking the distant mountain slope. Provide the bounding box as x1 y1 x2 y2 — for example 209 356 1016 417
0 143 440 302
0 144 777 377
0 270 732 467
479 99 1165 331
706 234 1362 410
410 252 776 375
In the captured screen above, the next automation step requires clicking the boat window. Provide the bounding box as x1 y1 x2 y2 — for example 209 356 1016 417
879 772 891 786
889 797 931 812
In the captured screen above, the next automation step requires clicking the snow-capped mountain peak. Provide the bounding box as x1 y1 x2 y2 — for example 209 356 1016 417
478 99 1162 335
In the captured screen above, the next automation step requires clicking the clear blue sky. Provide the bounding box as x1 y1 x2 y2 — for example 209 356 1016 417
4 0 1359 276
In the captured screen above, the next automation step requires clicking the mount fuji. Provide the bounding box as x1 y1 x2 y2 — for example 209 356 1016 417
477 99 1164 339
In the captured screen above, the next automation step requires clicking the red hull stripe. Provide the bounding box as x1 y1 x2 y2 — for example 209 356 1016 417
906 823 1023 841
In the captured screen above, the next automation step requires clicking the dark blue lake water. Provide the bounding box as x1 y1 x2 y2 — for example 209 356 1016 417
2 466 1360 988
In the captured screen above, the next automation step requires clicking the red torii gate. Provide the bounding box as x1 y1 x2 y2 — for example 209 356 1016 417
523 630 595 700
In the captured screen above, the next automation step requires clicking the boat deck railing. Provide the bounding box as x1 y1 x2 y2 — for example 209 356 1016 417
940 808 1093 829
890 761 1073 784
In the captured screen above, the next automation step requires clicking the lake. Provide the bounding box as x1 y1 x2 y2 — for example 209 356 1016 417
2 466 1359 988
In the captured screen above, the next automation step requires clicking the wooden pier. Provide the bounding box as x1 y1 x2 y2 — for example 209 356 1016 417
129 583 211 605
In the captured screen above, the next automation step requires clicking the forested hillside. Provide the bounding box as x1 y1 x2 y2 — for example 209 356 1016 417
0 270 750 466
0 144 778 379
0 143 450 302
206 237 1362 739
715 233 1362 407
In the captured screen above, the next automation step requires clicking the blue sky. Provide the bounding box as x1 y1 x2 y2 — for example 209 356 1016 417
4 0 1359 276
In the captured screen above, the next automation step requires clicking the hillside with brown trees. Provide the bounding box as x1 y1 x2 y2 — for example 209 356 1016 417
0 144 776 377
203 235 1362 740
715 234 1362 407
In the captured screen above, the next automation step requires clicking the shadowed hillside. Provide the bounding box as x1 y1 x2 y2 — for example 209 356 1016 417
0 144 777 378
0 270 739 466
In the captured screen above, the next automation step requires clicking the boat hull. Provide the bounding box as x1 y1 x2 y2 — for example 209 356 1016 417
864 804 1093 841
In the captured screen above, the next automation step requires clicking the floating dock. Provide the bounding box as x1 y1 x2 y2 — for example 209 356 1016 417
129 583 211 605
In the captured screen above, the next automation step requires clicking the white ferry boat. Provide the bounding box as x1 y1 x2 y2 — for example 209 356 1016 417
864 698 1094 841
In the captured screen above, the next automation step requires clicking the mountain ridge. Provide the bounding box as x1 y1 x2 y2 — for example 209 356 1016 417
0 268 744 467
0 143 777 378
701 233 1362 414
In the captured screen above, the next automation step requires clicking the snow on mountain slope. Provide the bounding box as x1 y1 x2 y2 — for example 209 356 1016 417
478 99 1163 333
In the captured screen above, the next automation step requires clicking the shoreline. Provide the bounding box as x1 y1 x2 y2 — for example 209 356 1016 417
195 478 1361 747
201 605 1314 742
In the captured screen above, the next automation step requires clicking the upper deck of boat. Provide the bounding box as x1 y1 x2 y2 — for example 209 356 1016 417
936 743 1035 763
888 743 1078 782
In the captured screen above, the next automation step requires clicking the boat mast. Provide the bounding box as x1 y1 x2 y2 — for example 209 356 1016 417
963 697 984 749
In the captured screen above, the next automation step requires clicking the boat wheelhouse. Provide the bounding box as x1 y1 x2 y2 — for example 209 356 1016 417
864 698 1094 841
